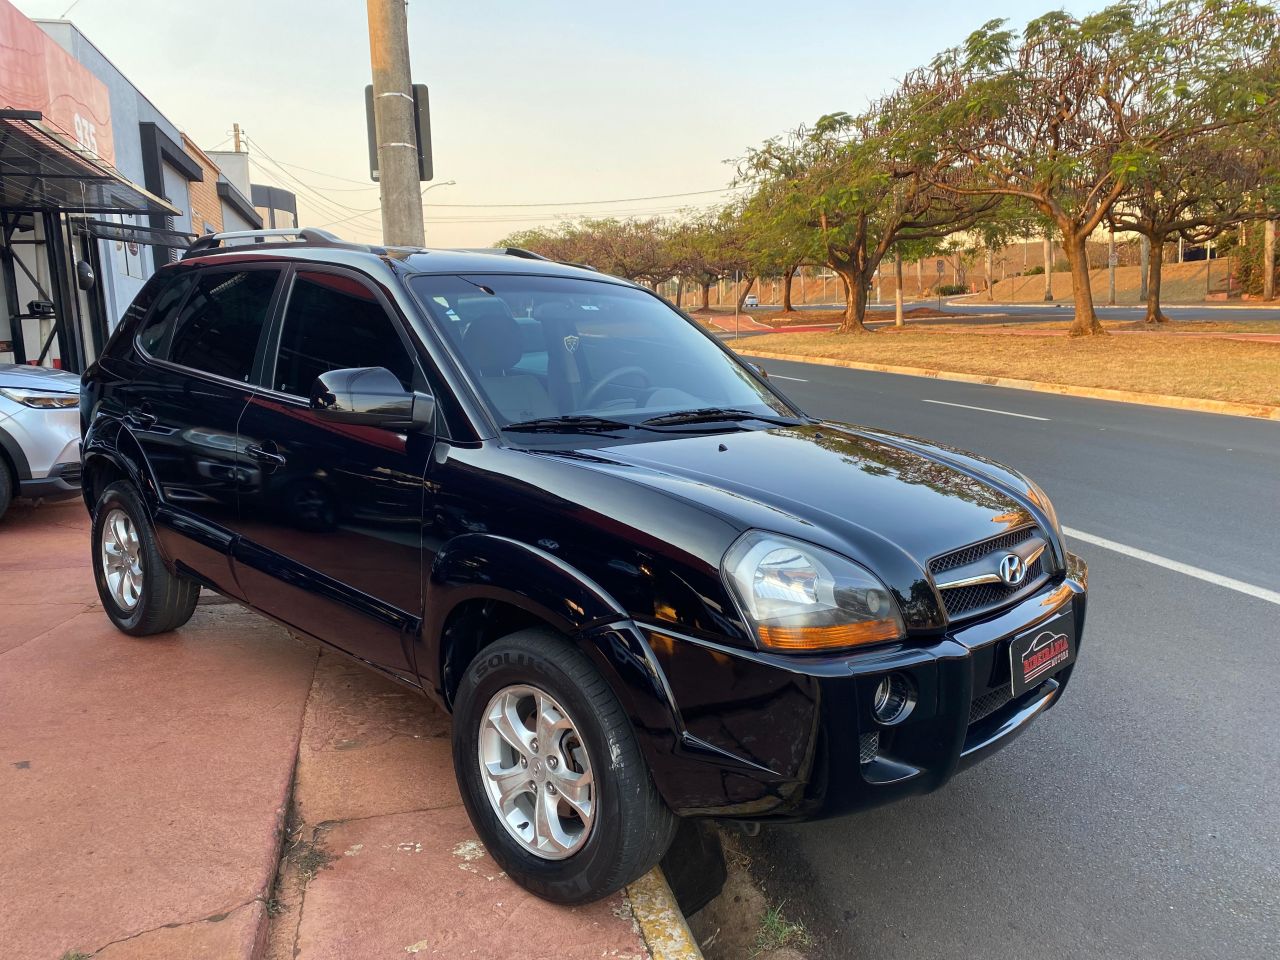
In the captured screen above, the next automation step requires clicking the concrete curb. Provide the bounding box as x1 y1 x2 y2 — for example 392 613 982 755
627 868 704 960
741 349 1280 421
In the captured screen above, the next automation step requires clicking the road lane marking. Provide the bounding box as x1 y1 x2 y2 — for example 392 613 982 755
920 399 1050 421
1063 527 1280 607
769 375 809 382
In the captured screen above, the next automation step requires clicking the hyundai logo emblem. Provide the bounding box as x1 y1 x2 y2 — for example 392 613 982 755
998 553 1027 586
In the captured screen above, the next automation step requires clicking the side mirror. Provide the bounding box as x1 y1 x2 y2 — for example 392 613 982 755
309 367 434 432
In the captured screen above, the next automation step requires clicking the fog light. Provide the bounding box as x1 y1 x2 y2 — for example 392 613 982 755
872 673 914 725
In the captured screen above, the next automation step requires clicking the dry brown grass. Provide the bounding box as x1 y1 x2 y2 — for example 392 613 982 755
740 329 1280 406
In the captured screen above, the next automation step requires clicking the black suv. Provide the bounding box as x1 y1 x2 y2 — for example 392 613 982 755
81 228 1087 904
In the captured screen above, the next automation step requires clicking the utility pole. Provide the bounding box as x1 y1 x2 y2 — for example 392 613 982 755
232 122 243 153
367 0 425 247
1107 230 1116 306
1139 235 1150 302
1043 236 1053 301
1265 219 1276 301
894 251 904 326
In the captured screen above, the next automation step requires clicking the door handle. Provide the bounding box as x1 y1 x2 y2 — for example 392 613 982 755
124 408 156 430
245 442 287 468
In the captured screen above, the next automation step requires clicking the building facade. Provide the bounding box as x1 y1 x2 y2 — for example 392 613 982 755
0 1 262 372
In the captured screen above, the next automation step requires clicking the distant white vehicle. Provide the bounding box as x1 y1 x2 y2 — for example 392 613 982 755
743 294 759 309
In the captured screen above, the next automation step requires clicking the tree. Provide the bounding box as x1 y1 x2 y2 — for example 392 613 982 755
501 218 677 288
739 111 993 333
1108 129 1272 322
901 0 1280 335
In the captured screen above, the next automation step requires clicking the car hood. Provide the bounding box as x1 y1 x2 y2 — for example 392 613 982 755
553 421 1042 575
0 364 80 394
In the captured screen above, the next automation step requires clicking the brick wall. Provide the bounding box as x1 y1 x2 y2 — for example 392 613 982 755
181 134 223 236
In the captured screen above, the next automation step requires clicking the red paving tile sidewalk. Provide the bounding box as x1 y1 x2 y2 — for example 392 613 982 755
0 501 655 959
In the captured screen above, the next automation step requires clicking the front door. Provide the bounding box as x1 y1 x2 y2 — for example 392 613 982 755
233 267 433 681
124 264 282 593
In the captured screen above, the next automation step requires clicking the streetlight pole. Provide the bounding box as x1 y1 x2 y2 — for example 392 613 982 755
367 0 425 247
421 179 455 241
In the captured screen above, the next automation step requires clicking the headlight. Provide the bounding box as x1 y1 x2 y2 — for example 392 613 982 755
722 531 905 652
0 387 78 409
1021 475 1062 540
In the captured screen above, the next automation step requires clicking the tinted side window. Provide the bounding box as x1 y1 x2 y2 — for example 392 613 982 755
272 271 414 396
168 269 280 381
136 274 194 357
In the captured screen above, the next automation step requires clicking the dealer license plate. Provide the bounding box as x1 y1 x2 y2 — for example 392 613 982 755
1008 610 1076 697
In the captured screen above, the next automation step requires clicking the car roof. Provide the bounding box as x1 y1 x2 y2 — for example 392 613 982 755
177 236 629 287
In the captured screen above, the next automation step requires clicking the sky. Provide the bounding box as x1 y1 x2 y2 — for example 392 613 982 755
16 0 1062 247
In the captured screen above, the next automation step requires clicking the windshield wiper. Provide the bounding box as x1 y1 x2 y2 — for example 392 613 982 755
640 407 798 428
503 415 634 434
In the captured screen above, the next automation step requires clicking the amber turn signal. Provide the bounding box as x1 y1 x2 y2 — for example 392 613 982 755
758 618 902 651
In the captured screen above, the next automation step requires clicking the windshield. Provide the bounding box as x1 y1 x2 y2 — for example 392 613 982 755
408 274 797 435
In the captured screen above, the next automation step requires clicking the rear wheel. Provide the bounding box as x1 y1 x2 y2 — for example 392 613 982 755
452 628 677 904
92 481 199 635
0 461 11 521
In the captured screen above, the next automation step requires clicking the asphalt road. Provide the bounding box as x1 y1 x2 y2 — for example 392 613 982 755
739 300 1280 326
733 356 1280 960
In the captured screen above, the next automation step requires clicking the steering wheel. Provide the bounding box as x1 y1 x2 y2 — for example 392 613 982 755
581 366 651 409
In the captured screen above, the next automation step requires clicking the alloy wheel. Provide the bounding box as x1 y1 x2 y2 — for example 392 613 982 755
100 507 143 611
477 683 595 860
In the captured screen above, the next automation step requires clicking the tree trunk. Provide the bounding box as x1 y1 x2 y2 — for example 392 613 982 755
894 252 905 326
915 258 923 296
1144 237 1170 324
673 279 683 309
735 275 756 313
1065 233 1105 336
700 282 711 311
835 266 871 333
985 249 994 301
781 266 795 312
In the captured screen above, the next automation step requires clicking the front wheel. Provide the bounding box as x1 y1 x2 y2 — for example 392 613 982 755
452 628 677 904
92 481 199 635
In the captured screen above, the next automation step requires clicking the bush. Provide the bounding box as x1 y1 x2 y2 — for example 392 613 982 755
1023 265 1045 275
936 283 968 295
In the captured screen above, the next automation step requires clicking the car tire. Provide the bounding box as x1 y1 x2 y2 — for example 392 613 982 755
92 481 199 636
452 627 678 904
0 461 11 521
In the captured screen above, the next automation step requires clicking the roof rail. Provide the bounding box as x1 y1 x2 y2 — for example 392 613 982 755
453 247 550 261
452 247 597 271
183 227 381 259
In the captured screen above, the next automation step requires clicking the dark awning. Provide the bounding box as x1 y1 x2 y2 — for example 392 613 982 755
0 114 179 215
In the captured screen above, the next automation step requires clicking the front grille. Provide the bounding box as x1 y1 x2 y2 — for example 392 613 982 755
930 526 1036 575
969 686 1014 725
859 731 879 764
929 526 1048 621
941 555 1044 618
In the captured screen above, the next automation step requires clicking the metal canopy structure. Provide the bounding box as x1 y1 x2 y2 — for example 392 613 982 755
0 114 179 215
74 217 194 248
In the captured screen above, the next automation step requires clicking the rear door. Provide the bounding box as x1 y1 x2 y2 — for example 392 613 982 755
232 266 434 681
125 264 283 592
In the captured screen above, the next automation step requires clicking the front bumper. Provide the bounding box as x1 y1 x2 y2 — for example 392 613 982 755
19 460 83 500
638 553 1087 821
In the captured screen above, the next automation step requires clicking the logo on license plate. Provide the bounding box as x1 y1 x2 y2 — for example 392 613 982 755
1021 630 1070 684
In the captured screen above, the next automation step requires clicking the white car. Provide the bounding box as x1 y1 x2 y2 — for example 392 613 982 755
0 364 82 520
743 294 759 309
